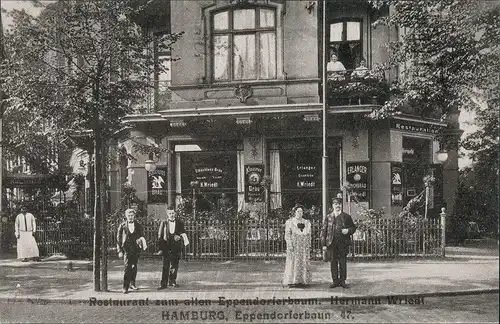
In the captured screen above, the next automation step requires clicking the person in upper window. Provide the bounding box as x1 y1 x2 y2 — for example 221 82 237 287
351 58 369 79
327 53 346 81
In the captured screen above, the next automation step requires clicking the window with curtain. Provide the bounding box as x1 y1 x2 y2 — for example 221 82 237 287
328 19 362 70
212 7 277 82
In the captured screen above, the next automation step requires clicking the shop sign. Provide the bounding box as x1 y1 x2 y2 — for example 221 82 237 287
391 120 440 134
346 162 369 202
194 165 224 190
4 174 65 189
391 162 403 206
244 164 264 202
147 166 167 204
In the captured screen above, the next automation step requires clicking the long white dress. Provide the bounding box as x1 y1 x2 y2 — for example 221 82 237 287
283 217 312 285
15 213 39 259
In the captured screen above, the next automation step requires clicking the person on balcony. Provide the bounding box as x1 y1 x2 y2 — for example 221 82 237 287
351 58 369 79
14 205 40 262
117 208 147 294
321 197 357 289
157 206 189 289
283 204 312 288
327 53 346 81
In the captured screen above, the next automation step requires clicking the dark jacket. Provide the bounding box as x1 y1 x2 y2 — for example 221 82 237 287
158 219 186 253
321 212 357 249
117 221 144 255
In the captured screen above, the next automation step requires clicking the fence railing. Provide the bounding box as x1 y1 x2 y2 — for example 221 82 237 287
34 218 443 260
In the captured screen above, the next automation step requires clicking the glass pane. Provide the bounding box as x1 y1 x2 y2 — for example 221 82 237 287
213 35 229 81
347 21 361 41
234 9 255 30
233 34 256 80
260 8 275 27
259 33 276 79
214 11 229 30
330 22 342 42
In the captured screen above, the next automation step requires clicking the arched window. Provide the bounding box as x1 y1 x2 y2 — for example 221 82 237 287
212 6 277 82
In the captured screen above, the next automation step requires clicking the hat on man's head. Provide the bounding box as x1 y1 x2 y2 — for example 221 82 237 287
331 197 343 204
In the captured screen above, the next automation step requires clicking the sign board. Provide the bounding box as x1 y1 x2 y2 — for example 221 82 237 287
193 165 224 191
147 166 167 204
346 162 369 202
244 164 264 202
391 120 441 134
391 162 403 206
3 174 65 189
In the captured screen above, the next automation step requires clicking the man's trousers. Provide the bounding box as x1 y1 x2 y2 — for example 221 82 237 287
161 251 180 286
123 253 139 289
328 243 348 283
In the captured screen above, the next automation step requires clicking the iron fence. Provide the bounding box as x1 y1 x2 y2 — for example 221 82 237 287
33 218 443 260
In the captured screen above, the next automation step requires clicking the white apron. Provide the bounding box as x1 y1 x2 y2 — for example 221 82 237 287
17 231 39 259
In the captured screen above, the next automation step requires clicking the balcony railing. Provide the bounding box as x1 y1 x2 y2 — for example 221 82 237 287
327 69 389 106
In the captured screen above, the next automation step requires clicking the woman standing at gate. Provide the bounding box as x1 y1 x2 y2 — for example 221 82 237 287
283 204 312 288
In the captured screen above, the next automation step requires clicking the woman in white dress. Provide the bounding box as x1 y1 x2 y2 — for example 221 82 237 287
283 204 312 288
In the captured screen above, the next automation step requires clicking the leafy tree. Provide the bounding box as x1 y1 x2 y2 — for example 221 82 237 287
1 0 182 291
368 0 500 121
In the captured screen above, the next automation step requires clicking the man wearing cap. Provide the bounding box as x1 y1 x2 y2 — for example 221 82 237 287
321 197 357 288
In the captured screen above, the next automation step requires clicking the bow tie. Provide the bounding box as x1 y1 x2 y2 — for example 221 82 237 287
168 220 175 223
128 221 134 224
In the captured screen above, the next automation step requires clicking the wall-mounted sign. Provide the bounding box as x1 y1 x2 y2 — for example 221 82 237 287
245 164 264 202
391 120 441 134
391 162 403 206
194 165 224 190
147 166 167 204
346 162 369 202
244 164 264 202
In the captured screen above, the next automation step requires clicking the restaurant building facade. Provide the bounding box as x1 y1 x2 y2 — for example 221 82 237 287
112 0 460 220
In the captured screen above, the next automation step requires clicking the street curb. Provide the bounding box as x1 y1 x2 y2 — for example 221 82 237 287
0 288 498 305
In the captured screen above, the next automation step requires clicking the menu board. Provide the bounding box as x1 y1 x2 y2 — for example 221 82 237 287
147 166 168 204
391 162 403 206
346 162 369 202
244 164 264 202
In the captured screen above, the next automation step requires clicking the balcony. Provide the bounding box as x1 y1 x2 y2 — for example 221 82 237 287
327 70 389 107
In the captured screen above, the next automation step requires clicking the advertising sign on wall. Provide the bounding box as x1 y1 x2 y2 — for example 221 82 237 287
244 164 264 202
346 162 369 202
193 165 224 190
147 166 168 204
391 162 403 206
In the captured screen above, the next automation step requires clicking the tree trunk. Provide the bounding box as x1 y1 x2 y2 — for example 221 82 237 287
101 143 108 291
93 131 102 292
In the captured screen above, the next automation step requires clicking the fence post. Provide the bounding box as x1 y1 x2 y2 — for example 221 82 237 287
440 207 446 257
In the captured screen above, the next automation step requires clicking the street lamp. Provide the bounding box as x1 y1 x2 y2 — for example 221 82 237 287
435 149 449 164
144 159 157 172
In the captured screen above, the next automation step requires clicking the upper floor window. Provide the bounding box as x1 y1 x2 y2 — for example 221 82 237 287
328 19 362 70
212 7 277 82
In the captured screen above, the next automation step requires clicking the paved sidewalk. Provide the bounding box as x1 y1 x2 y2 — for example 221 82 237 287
0 246 497 303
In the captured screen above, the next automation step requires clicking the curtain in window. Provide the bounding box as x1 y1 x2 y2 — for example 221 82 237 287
214 35 229 80
259 33 276 79
270 149 282 209
233 35 256 80
237 151 245 211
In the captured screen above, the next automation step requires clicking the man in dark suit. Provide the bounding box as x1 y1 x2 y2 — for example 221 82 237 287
117 208 146 294
157 206 187 289
321 197 357 288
